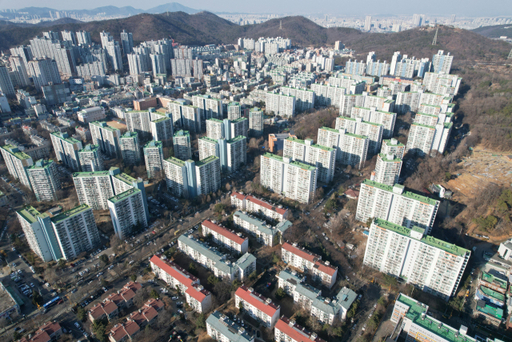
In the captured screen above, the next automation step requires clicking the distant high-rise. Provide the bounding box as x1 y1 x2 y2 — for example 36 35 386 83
150 53 166 76
120 30 134 55
249 108 264 136
27 58 62 90
61 30 76 45
100 31 112 49
412 14 422 27
0 65 15 97
431 50 453 74
9 56 30 88
76 31 92 46
364 16 372 31
227 102 242 120
106 41 123 72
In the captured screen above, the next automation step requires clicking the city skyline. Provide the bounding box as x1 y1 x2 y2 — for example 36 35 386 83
2 0 512 17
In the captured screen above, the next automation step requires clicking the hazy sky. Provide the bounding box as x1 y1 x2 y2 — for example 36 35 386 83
2 0 511 17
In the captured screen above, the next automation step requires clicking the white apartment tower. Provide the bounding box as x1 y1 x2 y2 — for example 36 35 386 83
249 108 264 136
73 171 115 210
50 132 82 171
108 188 148 239
406 122 452 156
173 130 192 161
143 141 164 179
0 144 33 189
364 219 470 300
265 92 296 118
335 117 383 156
317 127 368 169
260 153 317 204
78 144 104 172
356 179 439 233
373 153 402 186
120 132 142 166
283 137 336 183
350 106 397 139
89 121 121 159
26 159 60 202
380 138 405 159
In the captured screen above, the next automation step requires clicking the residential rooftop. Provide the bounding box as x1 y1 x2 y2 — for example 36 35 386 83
1 144 32 160
109 188 141 204
17 206 44 224
51 204 91 224
196 155 219 167
362 179 439 206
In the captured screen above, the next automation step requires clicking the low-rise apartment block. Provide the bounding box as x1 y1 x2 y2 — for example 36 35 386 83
201 219 249 253
206 311 255 342
281 242 338 288
150 255 212 313
364 219 470 300
233 210 291 247
178 235 256 281
275 316 325 342
277 269 356 324
235 286 280 327
230 192 289 222
356 179 439 233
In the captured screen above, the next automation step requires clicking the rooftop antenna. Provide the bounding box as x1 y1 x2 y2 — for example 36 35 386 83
280 20 282 30
508 47 512 60
432 27 438 45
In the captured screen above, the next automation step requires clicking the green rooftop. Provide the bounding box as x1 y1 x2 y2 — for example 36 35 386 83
374 218 411 237
166 157 186 167
121 131 138 139
90 121 120 132
481 272 508 289
412 123 436 129
312 144 334 152
421 235 470 257
383 139 405 147
320 126 340 133
114 173 137 185
231 117 248 123
144 140 163 148
200 136 219 144
362 179 439 206
108 188 141 204
28 159 54 170
207 118 223 123
196 155 219 167
174 130 190 137
152 117 170 124
79 144 100 153
345 132 368 140
398 294 477 342
73 171 110 178
17 206 43 224
286 136 306 145
228 136 246 144
1 144 32 160
51 204 91 224
51 132 82 144
476 302 503 319
416 112 438 118
379 153 402 162
479 286 505 302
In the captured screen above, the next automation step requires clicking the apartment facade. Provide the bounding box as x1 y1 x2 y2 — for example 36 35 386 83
78 144 103 172
125 110 151 139
178 235 256 281
0 144 33 189
260 153 317 204
50 132 82 171
249 108 264 136
335 116 383 156
120 132 141 166
275 316 325 342
173 130 192 161
235 286 280 327
356 179 439 233
195 156 221 196
143 141 164 179
364 219 470 300
73 171 115 210
233 210 291 247
150 255 212 313
163 157 189 198
230 192 289 222
26 159 60 202
283 137 335 184
380 138 405 159
373 153 402 186
265 92 296 118
89 121 121 159
108 188 148 239
201 219 249 253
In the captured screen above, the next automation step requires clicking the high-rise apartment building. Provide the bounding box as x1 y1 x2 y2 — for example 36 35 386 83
260 153 317 204
17 206 61 262
206 118 224 140
364 16 372 31
373 153 402 186
125 110 151 139
27 58 61 90
226 136 247 173
195 156 222 196
364 219 470 300
168 101 203 133
317 127 368 169
143 141 164 179
105 40 123 72
0 65 16 97
60 30 76 44
50 132 82 171
432 50 454 74
120 132 141 166
76 31 92 45
9 56 30 87
406 122 452 156
380 138 405 159
73 171 115 210
266 92 296 118
89 121 121 159
356 179 439 233
230 118 249 139
192 95 222 120
280 86 315 112
283 137 335 183
198 136 219 161
172 130 192 161
350 106 396 139
108 188 148 239
26 159 60 202
335 117 383 156
163 157 189 198
249 108 264 136
227 102 242 120
120 30 134 55
0 144 33 189
50 204 100 260
149 113 174 146
78 144 104 172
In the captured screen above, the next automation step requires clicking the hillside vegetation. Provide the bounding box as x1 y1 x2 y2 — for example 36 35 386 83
473 24 512 38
